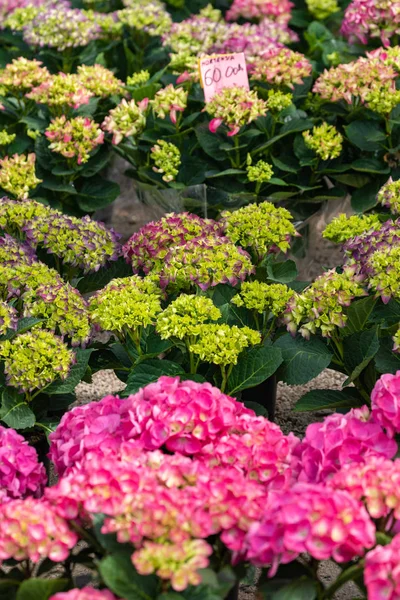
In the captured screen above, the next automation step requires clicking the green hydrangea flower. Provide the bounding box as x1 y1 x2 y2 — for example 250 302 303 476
246 160 274 185
393 326 400 353
221 201 297 260
0 329 74 393
0 198 52 232
0 262 61 298
366 88 400 115
0 153 42 200
117 5 172 36
368 246 400 303
323 213 383 244
76 64 124 97
0 302 17 336
0 131 16 146
232 281 294 316
265 89 293 113
189 323 261 366
89 276 162 334
284 267 367 338
156 295 221 340
102 98 147 145
3 6 40 31
306 0 339 19
127 70 150 86
377 178 400 215
303 123 343 161
151 140 181 182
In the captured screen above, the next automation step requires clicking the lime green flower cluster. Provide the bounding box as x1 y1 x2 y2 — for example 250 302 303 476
266 89 293 113
323 213 383 244
117 4 172 37
82 10 124 39
89 276 162 336
168 53 198 77
0 57 49 93
232 281 294 317
2 6 40 31
189 324 261 366
0 330 74 393
76 64 125 97
0 262 61 299
151 141 181 182
306 0 339 19
206 87 267 136
284 267 367 338
102 98 147 145
393 326 400 353
127 70 150 86
22 283 91 346
156 295 221 340
221 201 297 260
365 88 400 115
246 160 274 183
0 302 17 336
367 246 400 303
199 3 222 20
377 178 400 214
0 132 16 146
303 123 343 161
0 153 42 200
152 85 188 122
45 115 104 165
0 198 51 232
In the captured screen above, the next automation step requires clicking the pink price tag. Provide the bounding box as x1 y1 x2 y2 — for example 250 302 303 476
199 52 249 103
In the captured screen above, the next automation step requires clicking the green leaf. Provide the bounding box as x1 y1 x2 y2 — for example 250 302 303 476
16 579 67 600
295 388 363 412
0 388 35 430
274 334 333 385
123 359 185 396
76 258 132 294
1 317 43 341
340 296 377 336
345 121 386 151
99 550 159 600
375 336 400 374
40 176 77 195
351 179 383 213
45 349 93 394
77 178 120 212
371 299 400 328
272 579 317 600
207 168 245 178
195 125 226 161
143 329 173 357
129 83 162 102
267 259 298 284
243 400 268 416
254 119 313 155
351 158 390 174
81 148 111 178
343 329 380 383
227 345 282 395
93 514 126 553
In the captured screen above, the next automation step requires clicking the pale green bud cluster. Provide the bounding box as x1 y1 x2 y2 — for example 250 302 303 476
127 70 150 86
0 302 17 336
199 4 222 20
323 213 383 244
3 6 40 31
152 85 188 120
365 88 400 115
189 323 261 366
117 4 172 37
76 64 125 97
368 246 400 303
156 295 221 340
102 99 147 145
232 281 294 316
306 0 339 19
0 153 42 200
246 160 274 183
0 131 16 146
284 267 367 338
303 122 343 161
151 140 181 182
221 201 297 258
0 329 74 393
265 89 293 113
89 276 162 333
377 178 400 214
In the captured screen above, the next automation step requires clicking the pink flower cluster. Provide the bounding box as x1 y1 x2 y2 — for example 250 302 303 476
341 0 400 46
365 534 400 600
0 498 77 562
330 456 400 522
226 0 293 24
0 426 47 503
50 589 117 600
294 406 397 483
245 483 376 574
371 370 400 438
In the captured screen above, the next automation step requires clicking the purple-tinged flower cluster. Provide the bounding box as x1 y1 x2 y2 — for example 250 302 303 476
0 425 47 504
0 301 17 335
226 0 293 24
378 177 400 215
211 24 293 58
249 47 313 89
343 218 400 276
123 212 222 274
117 2 172 37
45 116 104 165
341 0 400 46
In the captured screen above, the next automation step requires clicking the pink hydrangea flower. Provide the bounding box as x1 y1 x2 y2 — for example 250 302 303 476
0 425 47 503
365 534 400 599
245 483 376 575
226 0 293 24
50 589 117 600
294 406 397 483
341 0 400 46
0 498 77 562
371 371 400 438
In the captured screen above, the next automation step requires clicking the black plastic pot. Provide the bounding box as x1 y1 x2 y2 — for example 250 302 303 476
241 375 277 422
226 583 239 600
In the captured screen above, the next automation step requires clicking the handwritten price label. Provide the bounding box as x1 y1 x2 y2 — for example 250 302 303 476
199 52 249 103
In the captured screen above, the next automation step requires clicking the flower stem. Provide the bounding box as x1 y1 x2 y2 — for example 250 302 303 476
323 563 364 598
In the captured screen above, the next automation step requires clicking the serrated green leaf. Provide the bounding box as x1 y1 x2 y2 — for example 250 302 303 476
343 329 380 383
77 178 120 212
341 296 376 336
345 121 386 151
76 258 132 294
375 336 400 374
295 388 363 412
0 388 35 429
267 259 298 284
274 334 333 385
227 345 282 395
123 359 185 396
